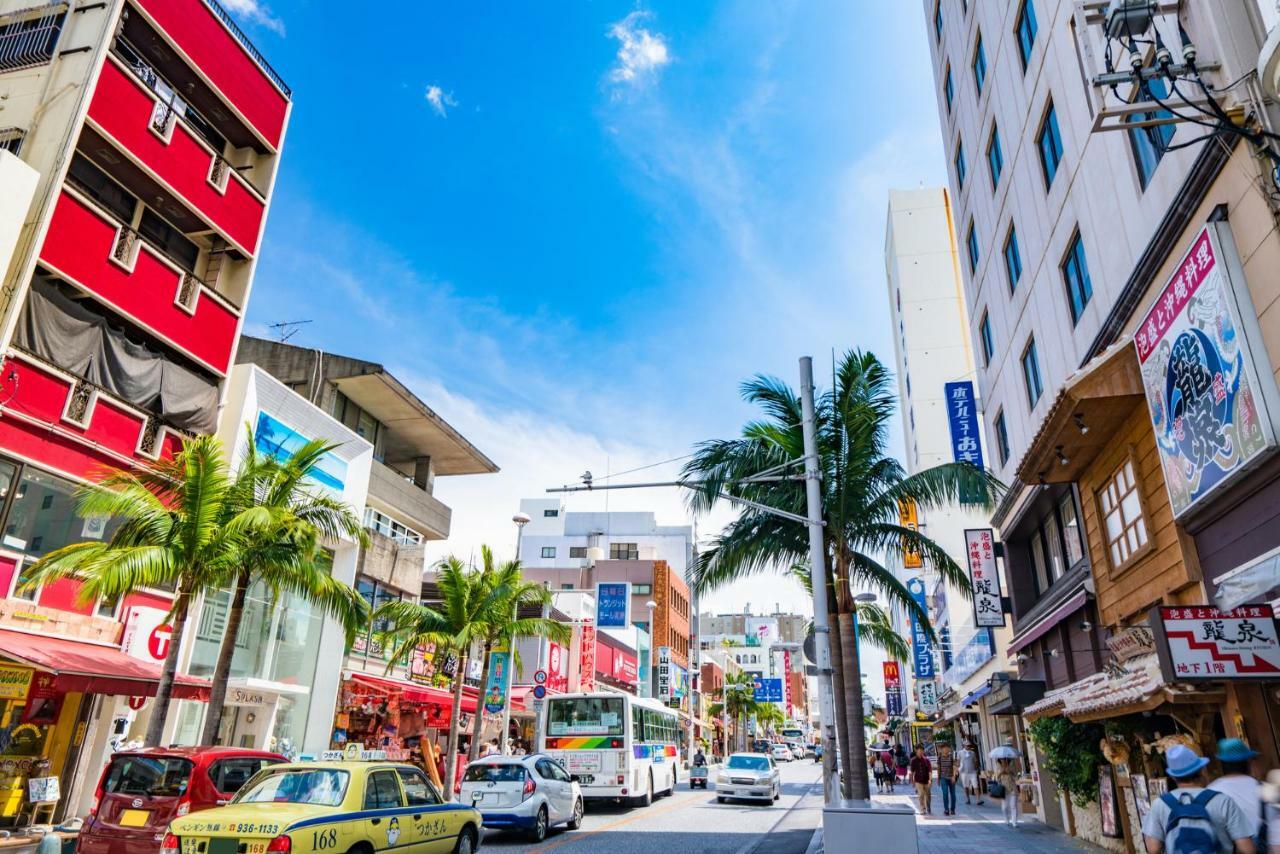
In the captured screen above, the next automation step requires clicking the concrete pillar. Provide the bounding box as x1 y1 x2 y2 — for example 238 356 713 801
413 456 434 492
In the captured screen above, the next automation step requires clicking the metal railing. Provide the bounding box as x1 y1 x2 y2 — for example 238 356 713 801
0 5 65 73
202 0 290 97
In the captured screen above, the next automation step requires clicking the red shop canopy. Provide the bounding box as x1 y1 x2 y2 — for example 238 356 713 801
346 671 479 714
0 629 210 701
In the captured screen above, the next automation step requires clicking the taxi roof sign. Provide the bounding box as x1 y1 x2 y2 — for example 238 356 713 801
319 747 389 762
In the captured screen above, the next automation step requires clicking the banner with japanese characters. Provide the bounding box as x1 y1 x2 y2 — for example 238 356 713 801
898 499 922 569
908 577 935 679
1135 223 1280 518
964 529 1005 628
945 381 986 504
1150 604 1280 681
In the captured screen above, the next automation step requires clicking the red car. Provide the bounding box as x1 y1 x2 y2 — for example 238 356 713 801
79 747 285 854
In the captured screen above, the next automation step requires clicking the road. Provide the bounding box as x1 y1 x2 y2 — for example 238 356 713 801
479 758 823 854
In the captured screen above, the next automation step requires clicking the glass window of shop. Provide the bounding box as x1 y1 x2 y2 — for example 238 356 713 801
351 576 403 662
0 664 71 827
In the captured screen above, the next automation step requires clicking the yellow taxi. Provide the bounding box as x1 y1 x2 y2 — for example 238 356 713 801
163 749 482 854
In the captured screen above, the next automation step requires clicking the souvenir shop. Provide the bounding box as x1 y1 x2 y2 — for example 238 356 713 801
333 672 481 754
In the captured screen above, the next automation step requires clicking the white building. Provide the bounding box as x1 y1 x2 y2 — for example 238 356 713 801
517 499 693 580
884 187 1013 744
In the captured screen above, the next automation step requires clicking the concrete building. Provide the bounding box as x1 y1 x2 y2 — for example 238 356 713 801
516 498 694 580
926 0 1280 845
883 186 1015 756
0 0 288 823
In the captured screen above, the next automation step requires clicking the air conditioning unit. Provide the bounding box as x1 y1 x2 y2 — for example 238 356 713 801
1104 0 1155 39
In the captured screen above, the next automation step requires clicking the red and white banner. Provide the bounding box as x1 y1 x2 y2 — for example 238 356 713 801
1152 604 1280 680
883 661 901 690
783 650 793 716
578 619 596 692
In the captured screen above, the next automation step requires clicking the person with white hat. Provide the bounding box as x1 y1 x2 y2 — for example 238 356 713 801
1142 743 1256 853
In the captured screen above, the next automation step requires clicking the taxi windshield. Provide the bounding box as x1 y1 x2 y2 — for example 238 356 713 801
235 769 348 806
727 756 769 772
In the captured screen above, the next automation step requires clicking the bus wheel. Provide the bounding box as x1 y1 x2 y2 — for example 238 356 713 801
634 774 653 807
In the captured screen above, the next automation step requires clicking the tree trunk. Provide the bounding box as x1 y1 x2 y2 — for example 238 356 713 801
442 655 468 803
828 600 853 799
199 571 250 745
144 591 191 747
468 643 492 761
837 609 870 800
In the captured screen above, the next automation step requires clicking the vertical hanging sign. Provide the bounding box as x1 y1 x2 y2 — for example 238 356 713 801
908 577 935 679
898 500 923 569
964 529 1005 628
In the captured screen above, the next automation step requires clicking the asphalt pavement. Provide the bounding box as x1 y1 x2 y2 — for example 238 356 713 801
480 758 824 854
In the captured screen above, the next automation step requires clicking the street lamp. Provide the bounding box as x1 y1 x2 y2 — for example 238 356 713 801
512 512 531 559
499 512 532 756
645 600 658 700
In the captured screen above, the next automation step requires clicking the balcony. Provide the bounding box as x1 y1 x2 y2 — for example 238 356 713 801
126 0 289 150
86 57 266 256
38 187 240 375
367 460 451 542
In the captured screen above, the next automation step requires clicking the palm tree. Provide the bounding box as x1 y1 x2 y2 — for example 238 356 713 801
709 670 758 753
682 350 1001 799
464 546 569 761
756 701 784 737
199 434 371 745
22 436 251 746
787 564 911 663
373 555 513 801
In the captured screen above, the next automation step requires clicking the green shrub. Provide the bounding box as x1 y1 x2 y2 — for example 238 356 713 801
1027 716 1107 807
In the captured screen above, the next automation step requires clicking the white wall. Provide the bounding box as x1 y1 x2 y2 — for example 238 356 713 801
0 152 38 290
517 499 693 579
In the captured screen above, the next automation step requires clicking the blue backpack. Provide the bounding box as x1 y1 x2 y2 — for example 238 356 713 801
1162 790 1222 854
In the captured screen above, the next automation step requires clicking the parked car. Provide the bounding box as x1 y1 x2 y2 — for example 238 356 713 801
79 747 285 854
716 753 781 804
786 742 806 759
165 751 480 854
460 754 583 842
770 744 794 763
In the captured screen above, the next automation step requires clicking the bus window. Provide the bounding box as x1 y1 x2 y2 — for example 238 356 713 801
547 696 625 736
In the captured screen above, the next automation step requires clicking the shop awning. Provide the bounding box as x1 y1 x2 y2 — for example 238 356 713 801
1214 545 1280 611
1022 654 1223 723
0 629 209 700
345 671 478 713
962 683 992 706
1009 590 1088 653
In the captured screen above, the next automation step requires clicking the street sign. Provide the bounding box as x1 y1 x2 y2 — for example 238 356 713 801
753 678 783 703
596 582 632 628
534 669 548 685
532 698 545 713
532 684 547 700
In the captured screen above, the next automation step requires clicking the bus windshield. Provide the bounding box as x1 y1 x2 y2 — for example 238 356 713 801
547 696 625 737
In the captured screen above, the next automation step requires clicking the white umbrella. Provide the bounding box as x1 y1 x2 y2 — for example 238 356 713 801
989 745 1019 760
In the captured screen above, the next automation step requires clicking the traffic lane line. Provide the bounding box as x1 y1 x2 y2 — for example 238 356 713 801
526 791 707 853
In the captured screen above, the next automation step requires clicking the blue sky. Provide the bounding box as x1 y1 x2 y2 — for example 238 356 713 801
231 0 948 618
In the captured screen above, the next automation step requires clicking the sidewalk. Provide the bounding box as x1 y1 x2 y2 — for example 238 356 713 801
880 779 1104 853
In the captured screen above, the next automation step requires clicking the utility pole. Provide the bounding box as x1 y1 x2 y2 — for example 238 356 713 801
799 357 839 804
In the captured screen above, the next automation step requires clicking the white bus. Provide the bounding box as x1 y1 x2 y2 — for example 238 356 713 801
539 692 683 806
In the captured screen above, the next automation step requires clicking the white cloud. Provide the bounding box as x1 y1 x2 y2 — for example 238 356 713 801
219 0 284 35
425 85 457 117
608 10 670 87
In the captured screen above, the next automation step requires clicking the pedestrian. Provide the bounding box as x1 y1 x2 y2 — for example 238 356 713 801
872 752 889 793
992 757 1019 828
1209 739 1263 847
958 741 984 805
937 742 959 816
895 743 910 783
910 745 933 815
1141 744 1255 853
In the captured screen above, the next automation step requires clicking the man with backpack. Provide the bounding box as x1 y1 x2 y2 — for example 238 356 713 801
1141 744 1256 853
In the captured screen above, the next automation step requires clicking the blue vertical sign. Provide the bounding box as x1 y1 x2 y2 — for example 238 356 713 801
483 651 510 714
595 582 631 628
944 381 985 468
908 577 935 679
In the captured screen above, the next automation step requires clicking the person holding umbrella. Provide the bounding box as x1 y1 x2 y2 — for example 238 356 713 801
989 743 1021 828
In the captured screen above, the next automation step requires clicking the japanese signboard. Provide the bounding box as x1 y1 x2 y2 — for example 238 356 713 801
883 661 901 690
964 529 1005 628
596 582 631 628
783 650 793 716
482 651 509 714
1150 604 1280 681
0 665 32 700
899 500 922 570
753 677 784 703
1107 624 1156 664
945 381 985 469
657 646 671 700
579 619 596 692
547 642 569 693
908 577 935 679
1135 223 1280 518
885 687 904 717
918 680 938 715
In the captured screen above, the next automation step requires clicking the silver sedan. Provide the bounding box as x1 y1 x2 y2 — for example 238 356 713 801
715 752 781 804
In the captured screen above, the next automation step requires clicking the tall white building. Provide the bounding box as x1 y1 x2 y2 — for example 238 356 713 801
516 499 693 580
884 187 1014 747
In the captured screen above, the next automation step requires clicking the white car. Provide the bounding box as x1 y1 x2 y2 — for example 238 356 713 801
770 743 794 762
786 741 807 759
717 753 781 803
461 754 584 842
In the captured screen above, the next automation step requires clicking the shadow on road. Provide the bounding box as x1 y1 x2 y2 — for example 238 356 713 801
481 829 814 854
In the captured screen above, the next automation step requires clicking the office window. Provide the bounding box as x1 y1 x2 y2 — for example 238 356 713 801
1021 338 1044 407
633 583 652 595
1128 77 1175 190
1026 492 1087 598
966 221 979 273
994 410 1010 465
1037 102 1064 187
609 542 639 560
569 546 587 558
972 34 987 95
979 311 994 366
543 508 559 517
1015 0 1038 70
1098 458 1148 570
987 125 1003 188
934 1 943 41
1003 225 1023 292
944 65 954 113
1061 231 1093 324
954 141 967 187
540 547 556 558
561 583 574 590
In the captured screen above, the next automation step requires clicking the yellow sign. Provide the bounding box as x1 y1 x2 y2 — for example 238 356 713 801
0 665 33 700
899 500 922 569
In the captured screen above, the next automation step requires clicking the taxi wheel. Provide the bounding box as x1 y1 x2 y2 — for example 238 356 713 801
528 806 548 843
567 798 584 830
453 827 477 854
